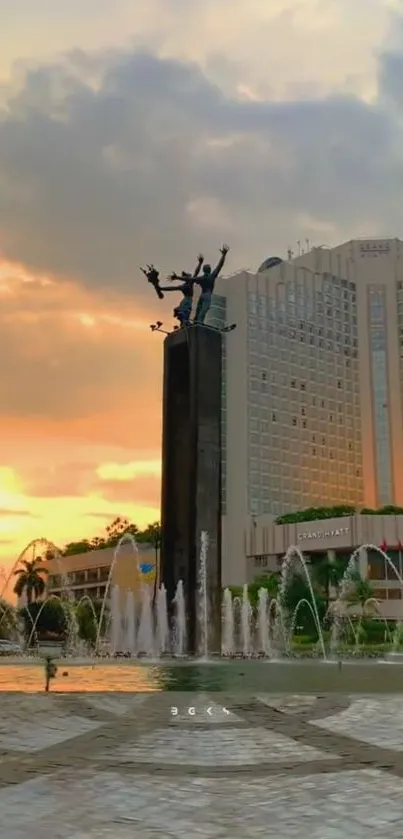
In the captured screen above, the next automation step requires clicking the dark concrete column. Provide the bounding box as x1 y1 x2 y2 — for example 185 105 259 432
160 324 222 654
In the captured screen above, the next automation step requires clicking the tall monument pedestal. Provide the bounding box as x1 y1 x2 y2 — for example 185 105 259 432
160 325 222 655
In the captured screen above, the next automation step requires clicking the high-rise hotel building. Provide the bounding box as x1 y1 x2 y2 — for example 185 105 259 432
209 239 403 584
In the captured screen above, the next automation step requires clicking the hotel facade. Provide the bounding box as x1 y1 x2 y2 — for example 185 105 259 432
245 513 403 620
210 238 403 585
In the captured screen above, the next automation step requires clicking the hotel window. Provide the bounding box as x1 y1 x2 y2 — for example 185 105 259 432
387 589 402 600
367 552 387 580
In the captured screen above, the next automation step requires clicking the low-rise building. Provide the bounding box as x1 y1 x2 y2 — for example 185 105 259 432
246 513 403 620
45 543 157 602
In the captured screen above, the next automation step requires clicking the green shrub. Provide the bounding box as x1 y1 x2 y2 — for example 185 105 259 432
227 586 243 601
361 619 394 643
291 635 313 645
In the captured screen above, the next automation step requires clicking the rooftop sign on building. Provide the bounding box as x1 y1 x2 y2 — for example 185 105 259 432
359 242 390 256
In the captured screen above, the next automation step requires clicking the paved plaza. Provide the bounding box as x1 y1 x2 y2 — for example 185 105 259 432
2 690 403 836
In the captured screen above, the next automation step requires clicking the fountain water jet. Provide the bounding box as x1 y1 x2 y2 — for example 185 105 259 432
257 588 271 657
173 581 186 656
137 585 154 656
278 546 327 660
26 594 73 650
269 598 288 654
110 586 121 655
198 531 209 658
241 584 253 657
222 588 234 656
95 533 140 654
289 598 325 658
156 585 169 655
124 591 136 655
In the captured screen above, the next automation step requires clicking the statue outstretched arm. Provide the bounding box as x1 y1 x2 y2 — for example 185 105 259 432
141 264 164 299
211 245 229 281
159 284 184 292
141 264 159 279
193 253 204 278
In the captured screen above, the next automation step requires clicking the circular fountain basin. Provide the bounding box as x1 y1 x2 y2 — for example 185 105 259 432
2 657 403 693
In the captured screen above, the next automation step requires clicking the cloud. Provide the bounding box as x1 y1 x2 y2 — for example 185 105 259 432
21 461 97 498
0 509 35 518
0 0 392 102
19 458 161 510
0 27 402 302
96 460 161 480
0 265 163 450
95 475 160 506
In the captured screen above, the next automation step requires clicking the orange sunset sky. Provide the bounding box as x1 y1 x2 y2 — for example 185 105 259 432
0 0 402 568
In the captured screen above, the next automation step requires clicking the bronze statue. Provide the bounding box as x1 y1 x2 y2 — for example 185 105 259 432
141 265 164 299
194 245 229 324
158 254 204 327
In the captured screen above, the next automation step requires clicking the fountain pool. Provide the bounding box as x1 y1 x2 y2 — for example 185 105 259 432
2 657 403 693
5 538 403 667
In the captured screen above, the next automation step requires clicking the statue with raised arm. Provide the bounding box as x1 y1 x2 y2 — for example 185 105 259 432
194 245 229 324
141 264 164 299
158 254 204 327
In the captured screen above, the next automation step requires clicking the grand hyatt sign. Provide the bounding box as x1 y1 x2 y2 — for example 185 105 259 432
298 527 349 542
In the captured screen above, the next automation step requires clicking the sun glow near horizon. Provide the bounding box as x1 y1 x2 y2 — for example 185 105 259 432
0 247 163 570
0 458 161 568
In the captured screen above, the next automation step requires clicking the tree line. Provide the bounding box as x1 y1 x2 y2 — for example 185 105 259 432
61 516 161 556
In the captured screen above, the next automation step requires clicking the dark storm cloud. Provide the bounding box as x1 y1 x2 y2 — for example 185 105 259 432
0 43 403 291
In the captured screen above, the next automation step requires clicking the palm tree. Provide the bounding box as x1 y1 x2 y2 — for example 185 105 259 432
13 559 48 605
347 573 378 615
248 572 280 608
312 555 347 610
0 598 17 640
105 517 139 546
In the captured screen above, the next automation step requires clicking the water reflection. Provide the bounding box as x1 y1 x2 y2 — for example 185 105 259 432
0 661 234 692
3 659 403 693
0 663 161 693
